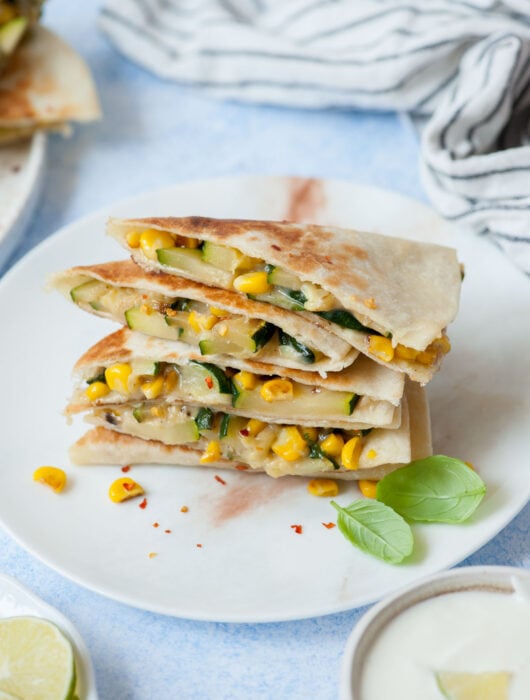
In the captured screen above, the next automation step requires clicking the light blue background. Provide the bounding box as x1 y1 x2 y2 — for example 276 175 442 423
1 2 528 698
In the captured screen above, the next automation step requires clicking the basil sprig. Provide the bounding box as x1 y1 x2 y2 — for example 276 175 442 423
331 456 486 564
331 500 413 564
376 456 486 523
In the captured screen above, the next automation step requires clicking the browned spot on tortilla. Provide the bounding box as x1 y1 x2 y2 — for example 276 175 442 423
73 328 133 371
211 475 302 526
285 178 326 223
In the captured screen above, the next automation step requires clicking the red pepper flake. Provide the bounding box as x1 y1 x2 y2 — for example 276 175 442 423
272 244 281 251
180 505 189 513
214 475 227 485
196 543 203 548
239 428 250 437
290 524 303 534
122 482 134 491
235 464 249 471
139 498 148 509
322 522 336 529
205 376 214 389
164 529 172 534
121 465 131 473
153 522 159 528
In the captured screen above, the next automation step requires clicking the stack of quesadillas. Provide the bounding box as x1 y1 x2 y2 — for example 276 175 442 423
0 3 100 144
52 216 461 480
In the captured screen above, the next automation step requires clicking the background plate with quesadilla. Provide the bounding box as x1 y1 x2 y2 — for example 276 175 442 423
0 175 528 622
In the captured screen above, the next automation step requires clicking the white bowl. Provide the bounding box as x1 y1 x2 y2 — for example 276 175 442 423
340 565 530 700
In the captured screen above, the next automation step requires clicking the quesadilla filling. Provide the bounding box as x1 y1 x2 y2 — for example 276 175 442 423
125 228 450 366
82 360 363 423
90 402 378 476
69 280 321 365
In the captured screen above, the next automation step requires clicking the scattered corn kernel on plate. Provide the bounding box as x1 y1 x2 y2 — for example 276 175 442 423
0 176 528 622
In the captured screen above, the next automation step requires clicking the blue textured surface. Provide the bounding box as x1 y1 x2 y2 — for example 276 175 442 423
0 3 528 699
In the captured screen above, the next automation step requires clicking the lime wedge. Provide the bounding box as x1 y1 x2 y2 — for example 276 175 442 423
0 616 76 700
436 671 512 700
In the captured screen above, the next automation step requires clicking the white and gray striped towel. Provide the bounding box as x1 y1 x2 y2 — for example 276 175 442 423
100 0 530 275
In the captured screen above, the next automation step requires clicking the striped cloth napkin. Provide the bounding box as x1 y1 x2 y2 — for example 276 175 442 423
100 0 530 275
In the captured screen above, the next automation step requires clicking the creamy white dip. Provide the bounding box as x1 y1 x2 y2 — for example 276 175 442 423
360 585 530 700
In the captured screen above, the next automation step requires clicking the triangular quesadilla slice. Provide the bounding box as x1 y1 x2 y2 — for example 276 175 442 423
67 327 404 430
50 260 358 372
107 217 461 383
70 381 430 480
0 25 100 144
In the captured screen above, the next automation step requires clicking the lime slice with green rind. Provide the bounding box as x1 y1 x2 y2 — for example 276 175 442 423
436 671 512 700
0 616 76 700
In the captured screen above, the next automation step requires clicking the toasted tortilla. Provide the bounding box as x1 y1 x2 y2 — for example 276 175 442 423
70 381 430 480
50 260 358 372
107 216 461 383
67 327 404 429
0 25 100 143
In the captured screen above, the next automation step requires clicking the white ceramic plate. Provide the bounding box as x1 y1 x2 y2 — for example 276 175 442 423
0 573 98 699
0 176 528 623
0 133 46 270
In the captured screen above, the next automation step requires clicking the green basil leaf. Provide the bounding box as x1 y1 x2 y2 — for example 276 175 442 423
331 499 413 564
376 455 486 523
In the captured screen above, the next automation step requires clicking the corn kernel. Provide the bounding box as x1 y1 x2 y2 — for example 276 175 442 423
141 375 165 400
341 436 362 470
188 310 218 333
363 297 377 309
200 440 222 463
209 306 227 317
85 381 110 401
366 449 378 460
272 427 308 462
164 369 179 393
260 378 293 402
416 348 437 365
150 405 166 418
233 271 271 295
359 479 378 498
108 477 144 503
139 229 175 260
368 336 394 362
464 461 475 471
307 479 339 497
126 230 142 248
233 371 258 390
394 344 419 361
302 427 318 443
246 418 267 437
105 363 132 395
184 237 200 248
33 466 67 493
320 433 344 458
434 335 451 353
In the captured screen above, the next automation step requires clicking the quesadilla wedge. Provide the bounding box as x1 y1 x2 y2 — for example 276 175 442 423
107 217 461 383
67 327 404 430
0 0 44 74
0 25 100 144
51 260 358 372
70 381 430 480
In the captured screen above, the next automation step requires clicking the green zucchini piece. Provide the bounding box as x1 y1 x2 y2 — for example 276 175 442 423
219 413 231 438
266 265 302 290
195 407 214 431
157 247 234 287
190 361 234 394
125 306 182 341
198 320 275 356
202 241 253 273
170 298 192 311
309 442 340 469
278 330 315 364
248 287 307 311
86 372 106 385
252 322 276 350
70 280 106 310
233 385 357 418
316 309 377 334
